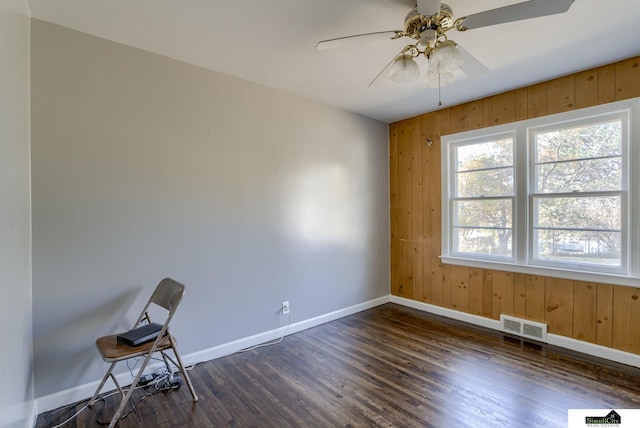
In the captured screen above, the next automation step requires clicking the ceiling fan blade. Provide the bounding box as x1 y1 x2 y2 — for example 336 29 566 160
417 0 442 16
458 0 575 31
315 31 403 51
368 49 405 87
457 45 489 78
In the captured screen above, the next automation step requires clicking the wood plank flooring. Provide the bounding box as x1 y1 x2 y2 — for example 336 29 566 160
37 303 640 427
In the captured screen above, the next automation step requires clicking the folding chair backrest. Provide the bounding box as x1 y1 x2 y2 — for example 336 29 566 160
134 278 185 328
150 278 185 312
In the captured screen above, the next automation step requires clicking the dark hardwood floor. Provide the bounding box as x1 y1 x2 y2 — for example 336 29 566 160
37 303 640 427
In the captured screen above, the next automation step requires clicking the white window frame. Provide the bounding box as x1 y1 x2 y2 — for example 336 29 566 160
441 98 640 287
449 131 516 262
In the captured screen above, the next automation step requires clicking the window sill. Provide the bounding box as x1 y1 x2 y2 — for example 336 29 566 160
440 256 640 288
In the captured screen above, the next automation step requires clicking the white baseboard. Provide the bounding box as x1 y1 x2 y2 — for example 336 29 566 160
390 295 502 331
34 370 136 418
390 295 640 368
34 295 391 416
183 295 390 366
546 334 640 368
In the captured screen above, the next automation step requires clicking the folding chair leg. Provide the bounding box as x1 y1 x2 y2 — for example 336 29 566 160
106 350 155 428
169 342 198 402
109 373 125 399
108 388 132 428
89 362 116 407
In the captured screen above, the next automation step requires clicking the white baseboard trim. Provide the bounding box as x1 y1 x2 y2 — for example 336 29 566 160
390 295 502 331
34 295 391 416
34 370 137 418
183 295 390 366
390 295 640 368
546 334 640 368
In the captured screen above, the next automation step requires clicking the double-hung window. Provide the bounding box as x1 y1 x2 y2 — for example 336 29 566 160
451 133 515 260
441 98 640 286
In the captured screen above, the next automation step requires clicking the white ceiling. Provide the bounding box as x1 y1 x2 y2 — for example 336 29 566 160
28 0 640 123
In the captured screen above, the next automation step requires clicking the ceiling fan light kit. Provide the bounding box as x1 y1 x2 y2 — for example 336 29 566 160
425 40 463 87
316 0 575 100
387 40 463 87
389 53 421 83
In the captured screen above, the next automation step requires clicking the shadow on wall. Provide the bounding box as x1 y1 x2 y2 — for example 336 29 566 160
33 286 143 396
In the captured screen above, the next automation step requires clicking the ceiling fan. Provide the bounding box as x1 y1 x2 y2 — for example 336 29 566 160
316 0 575 92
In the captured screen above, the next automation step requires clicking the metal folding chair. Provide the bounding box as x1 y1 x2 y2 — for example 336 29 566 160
88 278 198 427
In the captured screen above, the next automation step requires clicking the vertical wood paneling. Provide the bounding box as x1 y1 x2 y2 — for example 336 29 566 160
450 265 469 312
612 286 640 354
482 98 493 128
597 64 616 104
440 108 450 136
481 270 493 319
544 278 574 337
411 118 424 301
468 267 484 316
430 261 444 306
527 82 547 118
421 114 433 302
546 75 575 114
389 123 400 296
448 104 468 134
514 88 528 121
525 275 545 323
398 241 414 298
467 100 484 130
615 57 640 100
513 273 527 319
389 56 640 355
574 69 598 109
397 120 412 240
491 271 514 319
572 281 597 343
596 283 613 347
397 121 413 298
429 112 444 306
491 91 516 125
441 263 453 309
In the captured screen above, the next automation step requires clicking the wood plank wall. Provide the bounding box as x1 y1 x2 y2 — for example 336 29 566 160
389 56 640 355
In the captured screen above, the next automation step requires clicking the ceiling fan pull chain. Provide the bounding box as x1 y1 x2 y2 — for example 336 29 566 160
438 73 442 106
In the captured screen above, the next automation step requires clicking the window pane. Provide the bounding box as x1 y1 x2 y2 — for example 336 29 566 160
454 199 512 228
456 138 513 172
534 196 621 230
454 227 512 257
535 120 622 163
534 229 621 267
457 167 513 197
535 157 621 193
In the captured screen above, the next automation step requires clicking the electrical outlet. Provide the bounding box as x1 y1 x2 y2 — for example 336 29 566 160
281 301 290 315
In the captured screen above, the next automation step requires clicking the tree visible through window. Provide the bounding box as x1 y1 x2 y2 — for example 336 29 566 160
453 136 514 258
532 120 622 267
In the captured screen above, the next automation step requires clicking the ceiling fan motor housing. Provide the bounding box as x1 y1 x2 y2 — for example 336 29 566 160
404 3 454 44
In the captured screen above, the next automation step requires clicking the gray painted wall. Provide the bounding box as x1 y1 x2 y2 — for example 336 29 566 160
0 1 33 427
31 20 389 398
